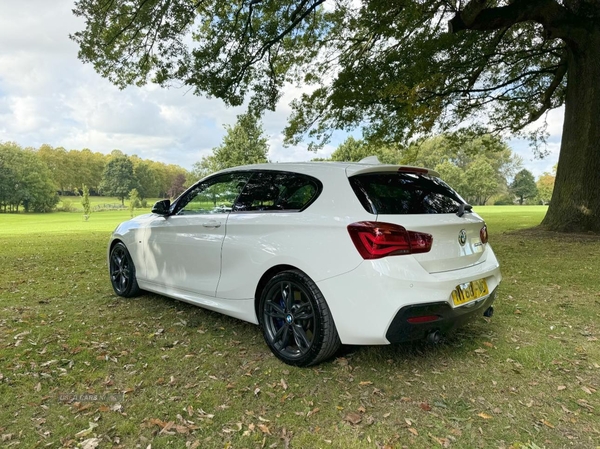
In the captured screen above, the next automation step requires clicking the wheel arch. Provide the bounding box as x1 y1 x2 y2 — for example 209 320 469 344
254 264 305 318
109 238 123 251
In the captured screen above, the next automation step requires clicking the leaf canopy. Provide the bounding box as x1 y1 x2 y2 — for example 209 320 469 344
72 0 593 148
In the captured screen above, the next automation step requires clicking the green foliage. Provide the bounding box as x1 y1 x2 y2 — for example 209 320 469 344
0 142 59 213
402 133 521 205
536 173 555 205
70 0 580 147
38 144 108 194
511 169 538 205
133 160 159 199
57 199 76 212
326 137 401 164
493 194 516 206
99 156 137 205
128 188 141 217
82 185 92 220
191 112 269 180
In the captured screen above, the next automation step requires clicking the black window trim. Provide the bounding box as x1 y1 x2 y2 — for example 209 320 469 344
169 171 253 215
170 169 323 215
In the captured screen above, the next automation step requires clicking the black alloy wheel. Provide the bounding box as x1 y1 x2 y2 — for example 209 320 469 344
109 242 141 297
259 270 340 366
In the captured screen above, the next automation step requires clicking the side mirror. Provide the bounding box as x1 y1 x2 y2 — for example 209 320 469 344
152 199 171 215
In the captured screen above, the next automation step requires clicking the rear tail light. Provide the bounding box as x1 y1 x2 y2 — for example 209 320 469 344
347 221 433 260
480 225 488 244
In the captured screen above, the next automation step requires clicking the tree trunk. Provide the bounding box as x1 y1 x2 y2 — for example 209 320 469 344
542 31 600 233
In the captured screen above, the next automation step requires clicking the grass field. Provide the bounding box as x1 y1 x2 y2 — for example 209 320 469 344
0 206 599 448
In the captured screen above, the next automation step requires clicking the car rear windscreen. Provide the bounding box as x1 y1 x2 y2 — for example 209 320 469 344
349 172 466 214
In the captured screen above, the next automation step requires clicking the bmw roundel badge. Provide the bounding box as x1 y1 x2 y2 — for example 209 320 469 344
458 229 467 246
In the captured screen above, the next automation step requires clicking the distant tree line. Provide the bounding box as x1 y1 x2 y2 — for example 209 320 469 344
0 142 189 213
316 132 554 206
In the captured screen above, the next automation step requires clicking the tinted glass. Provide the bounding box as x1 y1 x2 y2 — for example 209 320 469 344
234 171 321 212
175 172 251 215
350 173 465 214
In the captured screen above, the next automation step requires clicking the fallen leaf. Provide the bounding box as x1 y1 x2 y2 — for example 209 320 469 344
75 422 98 438
175 424 189 434
307 407 320 417
81 438 100 449
408 427 418 436
541 419 555 429
359 381 373 386
280 378 288 390
483 342 494 348
477 412 492 420
420 402 432 411
581 386 594 395
258 424 271 435
429 433 450 447
557 385 566 391
159 421 175 435
344 412 362 425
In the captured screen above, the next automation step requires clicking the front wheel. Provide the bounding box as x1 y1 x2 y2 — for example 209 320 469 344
258 270 340 367
109 242 141 297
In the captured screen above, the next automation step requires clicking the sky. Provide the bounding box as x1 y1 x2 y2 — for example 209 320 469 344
0 0 561 178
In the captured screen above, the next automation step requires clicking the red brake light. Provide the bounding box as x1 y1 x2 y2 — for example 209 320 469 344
480 225 488 244
397 166 428 175
347 221 433 259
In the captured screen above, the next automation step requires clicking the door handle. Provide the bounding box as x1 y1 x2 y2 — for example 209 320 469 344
202 220 221 228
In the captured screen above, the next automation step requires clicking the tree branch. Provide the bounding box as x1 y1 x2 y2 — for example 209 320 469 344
527 48 568 122
448 0 573 39
223 0 325 96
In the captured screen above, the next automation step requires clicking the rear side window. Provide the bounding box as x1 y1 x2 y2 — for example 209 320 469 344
349 173 465 214
234 171 321 212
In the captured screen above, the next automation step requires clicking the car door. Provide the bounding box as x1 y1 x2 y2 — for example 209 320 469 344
217 170 323 299
144 172 251 297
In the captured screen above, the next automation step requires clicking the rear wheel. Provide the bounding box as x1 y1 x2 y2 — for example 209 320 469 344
109 242 141 297
259 270 340 366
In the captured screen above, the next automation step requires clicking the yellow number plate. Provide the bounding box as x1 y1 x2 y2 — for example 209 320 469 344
451 278 489 306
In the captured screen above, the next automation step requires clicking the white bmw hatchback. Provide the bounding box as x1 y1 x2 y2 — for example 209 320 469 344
108 161 502 366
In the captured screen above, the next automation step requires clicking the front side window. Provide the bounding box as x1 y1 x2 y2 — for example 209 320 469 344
350 172 466 215
234 171 321 212
174 172 251 215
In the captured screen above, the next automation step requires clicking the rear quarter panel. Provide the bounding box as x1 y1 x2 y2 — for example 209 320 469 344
216 170 371 300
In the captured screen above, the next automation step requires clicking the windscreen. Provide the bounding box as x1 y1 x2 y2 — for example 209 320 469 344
349 172 466 215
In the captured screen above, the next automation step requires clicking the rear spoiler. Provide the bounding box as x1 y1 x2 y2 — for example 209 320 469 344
346 164 440 178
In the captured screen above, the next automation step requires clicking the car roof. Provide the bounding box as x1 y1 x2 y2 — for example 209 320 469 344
217 161 440 178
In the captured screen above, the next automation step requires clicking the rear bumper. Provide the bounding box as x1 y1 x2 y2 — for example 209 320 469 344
316 246 502 345
385 287 497 343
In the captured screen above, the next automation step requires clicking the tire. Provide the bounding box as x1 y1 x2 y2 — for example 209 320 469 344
258 270 340 367
109 242 141 297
